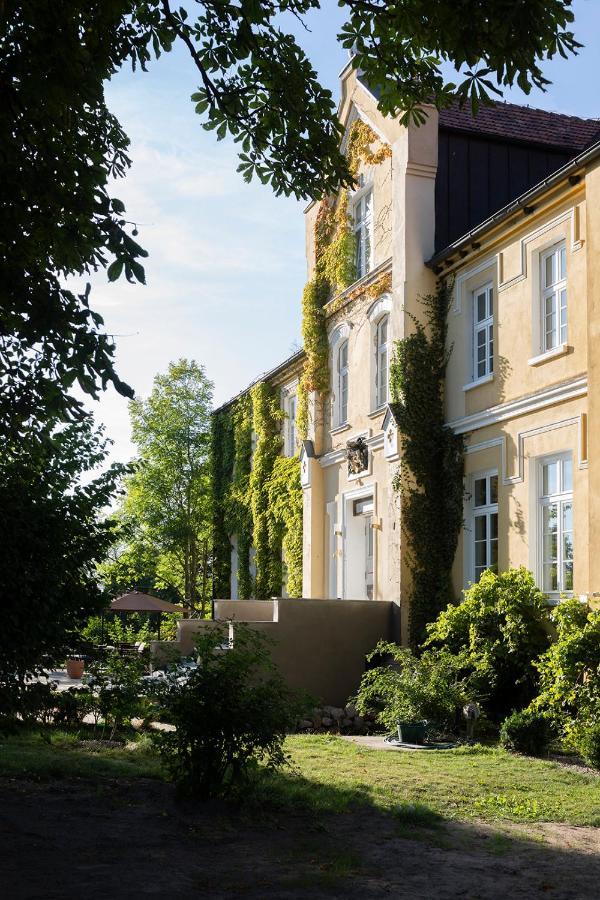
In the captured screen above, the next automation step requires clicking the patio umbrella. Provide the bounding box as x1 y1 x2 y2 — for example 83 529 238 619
107 592 184 640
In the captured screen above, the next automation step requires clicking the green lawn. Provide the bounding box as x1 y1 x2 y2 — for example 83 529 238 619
1 730 599 827
275 735 600 826
0 729 162 781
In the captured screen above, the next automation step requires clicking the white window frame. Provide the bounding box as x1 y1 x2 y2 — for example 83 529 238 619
540 243 567 354
353 183 373 280
470 470 499 584
375 314 389 409
537 452 573 598
472 282 494 383
282 391 297 457
336 339 349 426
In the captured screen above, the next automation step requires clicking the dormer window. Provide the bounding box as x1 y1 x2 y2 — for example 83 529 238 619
353 189 372 279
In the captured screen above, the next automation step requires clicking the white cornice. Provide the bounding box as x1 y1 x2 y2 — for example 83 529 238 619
448 376 587 435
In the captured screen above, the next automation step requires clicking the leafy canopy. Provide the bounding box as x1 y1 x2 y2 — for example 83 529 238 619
0 417 126 683
1 1 581 435
103 359 214 613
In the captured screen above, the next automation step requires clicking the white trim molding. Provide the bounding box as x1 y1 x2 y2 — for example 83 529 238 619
528 344 571 367
452 255 498 315
465 413 588 486
497 206 582 294
367 293 392 322
449 375 587 435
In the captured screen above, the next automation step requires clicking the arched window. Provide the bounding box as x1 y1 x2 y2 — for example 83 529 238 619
375 314 389 408
337 339 349 425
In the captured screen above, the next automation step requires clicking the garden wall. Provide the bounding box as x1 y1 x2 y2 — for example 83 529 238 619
161 598 394 706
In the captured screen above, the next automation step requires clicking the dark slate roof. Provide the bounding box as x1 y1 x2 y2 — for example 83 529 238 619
357 74 600 150
438 102 600 153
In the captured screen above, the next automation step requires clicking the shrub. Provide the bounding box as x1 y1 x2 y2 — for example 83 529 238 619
53 688 94 728
499 708 554 757
425 568 550 720
533 599 600 743
354 643 469 733
85 650 147 738
153 624 303 799
574 724 600 770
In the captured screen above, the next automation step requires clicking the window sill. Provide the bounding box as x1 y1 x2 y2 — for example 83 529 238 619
528 344 570 367
463 373 494 392
330 422 351 436
368 406 387 419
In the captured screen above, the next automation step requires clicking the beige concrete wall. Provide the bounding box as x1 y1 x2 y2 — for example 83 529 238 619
172 598 393 705
213 600 275 621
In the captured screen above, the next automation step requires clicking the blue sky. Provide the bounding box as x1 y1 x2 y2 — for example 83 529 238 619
90 0 600 464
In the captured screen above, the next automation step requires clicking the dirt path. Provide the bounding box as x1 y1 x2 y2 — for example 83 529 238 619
1 776 598 899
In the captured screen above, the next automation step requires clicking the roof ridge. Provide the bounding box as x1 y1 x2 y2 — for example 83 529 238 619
443 98 599 125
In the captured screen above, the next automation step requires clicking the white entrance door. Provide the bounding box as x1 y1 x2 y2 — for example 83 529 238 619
343 494 374 600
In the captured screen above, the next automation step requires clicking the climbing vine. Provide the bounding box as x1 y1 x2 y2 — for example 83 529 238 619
250 381 284 599
227 394 253 599
389 280 465 647
297 119 392 439
266 456 303 598
211 396 253 599
212 381 304 601
210 408 235 600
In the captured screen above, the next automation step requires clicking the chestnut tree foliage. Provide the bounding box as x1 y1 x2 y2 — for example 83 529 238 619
1 1 581 434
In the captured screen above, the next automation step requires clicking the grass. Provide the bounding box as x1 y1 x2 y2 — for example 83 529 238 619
262 735 600 827
0 728 163 781
1 729 599 827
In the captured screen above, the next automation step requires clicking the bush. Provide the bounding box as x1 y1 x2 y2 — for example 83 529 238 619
153 624 303 799
354 643 469 733
499 708 554 757
53 688 94 728
85 650 147 738
533 599 600 743
425 568 550 720
574 724 600 769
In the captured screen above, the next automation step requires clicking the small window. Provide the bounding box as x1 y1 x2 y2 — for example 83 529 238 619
471 472 498 582
354 189 373 279
539 454 573 595
472 284 493 381
287 394 297 456
540 244 567 352
337 339 349 425
375 315 389 408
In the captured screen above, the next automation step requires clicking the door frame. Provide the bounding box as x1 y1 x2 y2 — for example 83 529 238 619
341 482 377 600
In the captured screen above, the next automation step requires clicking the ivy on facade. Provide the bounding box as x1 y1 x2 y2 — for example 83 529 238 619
297 119 392 439
250 381 284 599
389 281 465 647
211 382 303 601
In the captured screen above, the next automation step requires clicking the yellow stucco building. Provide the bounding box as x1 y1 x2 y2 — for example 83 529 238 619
211 65 600 651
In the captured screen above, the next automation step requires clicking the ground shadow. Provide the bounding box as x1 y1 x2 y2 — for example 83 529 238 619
1 763 599 899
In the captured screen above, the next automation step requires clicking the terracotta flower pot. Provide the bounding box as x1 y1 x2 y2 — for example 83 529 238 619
66 658 84 679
